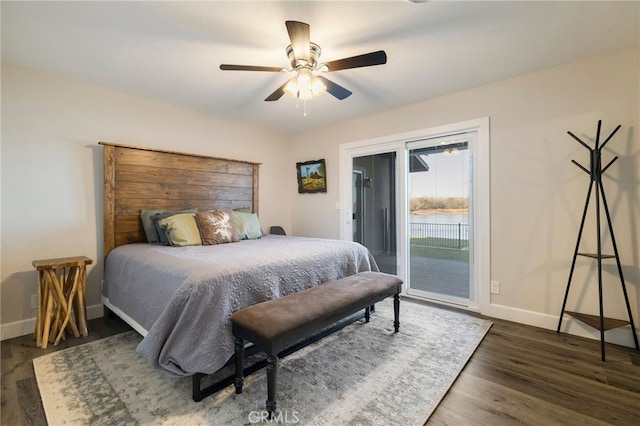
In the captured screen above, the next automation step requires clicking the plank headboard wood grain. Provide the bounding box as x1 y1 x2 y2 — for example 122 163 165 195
100 142 260 257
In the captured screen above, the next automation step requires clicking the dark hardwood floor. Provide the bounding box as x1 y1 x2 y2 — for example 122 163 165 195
427 303 640 426
2 303 639 425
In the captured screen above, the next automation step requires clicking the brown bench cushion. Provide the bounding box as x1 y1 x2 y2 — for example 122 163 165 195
230 271 402 355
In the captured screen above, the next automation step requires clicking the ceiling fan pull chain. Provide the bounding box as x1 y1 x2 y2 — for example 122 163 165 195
293 96 308 116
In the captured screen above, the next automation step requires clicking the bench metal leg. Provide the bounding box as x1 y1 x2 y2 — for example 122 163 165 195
365 306 370 322
234 337 244 394
393 293 400 332
266 355 278 417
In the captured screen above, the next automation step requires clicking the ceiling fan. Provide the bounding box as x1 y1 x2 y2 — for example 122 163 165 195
220 21 387 102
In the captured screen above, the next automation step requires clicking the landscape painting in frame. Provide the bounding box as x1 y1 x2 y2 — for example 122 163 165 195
296 159 327 193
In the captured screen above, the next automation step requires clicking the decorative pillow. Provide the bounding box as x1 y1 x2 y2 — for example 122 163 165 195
158 213 202 247
233 211 262 240
196 209 239 245
141 208 197 243
151 212 182 246
141 209 164 243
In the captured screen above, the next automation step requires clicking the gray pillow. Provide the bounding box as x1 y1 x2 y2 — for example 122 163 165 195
140 209 164 243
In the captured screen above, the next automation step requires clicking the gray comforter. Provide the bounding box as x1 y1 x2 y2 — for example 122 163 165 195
103 236 378 377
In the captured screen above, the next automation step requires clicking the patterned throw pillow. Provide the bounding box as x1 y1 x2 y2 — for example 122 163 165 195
196 209 239 245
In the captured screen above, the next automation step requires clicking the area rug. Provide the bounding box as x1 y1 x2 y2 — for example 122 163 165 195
33 299 492 425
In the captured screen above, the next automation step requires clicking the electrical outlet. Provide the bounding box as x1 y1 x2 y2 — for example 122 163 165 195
490 280 500 294
31 294 38 309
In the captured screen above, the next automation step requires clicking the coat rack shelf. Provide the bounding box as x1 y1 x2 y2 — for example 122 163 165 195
556 120 639 361
564 311 631 331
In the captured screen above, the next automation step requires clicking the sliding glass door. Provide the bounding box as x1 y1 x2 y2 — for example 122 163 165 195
407 135 472 304
341 118 488 311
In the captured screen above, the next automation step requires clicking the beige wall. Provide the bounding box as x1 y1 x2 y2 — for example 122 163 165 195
290 48 640 345
2 48 638 346
0 63 292 337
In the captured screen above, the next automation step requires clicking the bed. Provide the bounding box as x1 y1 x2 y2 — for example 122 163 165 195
99 142 378 378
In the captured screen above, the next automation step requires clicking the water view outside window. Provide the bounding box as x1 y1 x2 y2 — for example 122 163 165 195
408 140 470 300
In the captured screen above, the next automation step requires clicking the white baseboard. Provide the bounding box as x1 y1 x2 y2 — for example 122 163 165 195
0 304 104 341
485 303 638 349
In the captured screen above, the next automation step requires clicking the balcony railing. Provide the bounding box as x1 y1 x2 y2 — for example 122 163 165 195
410 222 469 249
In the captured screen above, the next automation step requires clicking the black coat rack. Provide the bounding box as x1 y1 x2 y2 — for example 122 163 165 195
557 120 639 361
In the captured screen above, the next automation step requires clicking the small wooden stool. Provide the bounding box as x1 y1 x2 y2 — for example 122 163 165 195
32 256 93 349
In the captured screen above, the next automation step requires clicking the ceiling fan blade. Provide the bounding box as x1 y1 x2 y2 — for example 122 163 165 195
264 80 289 102
220 64 283 72
323 50 387 72
285 20 310 63
316 76 352 100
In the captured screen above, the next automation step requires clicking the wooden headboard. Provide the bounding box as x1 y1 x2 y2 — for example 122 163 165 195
100 142 260 256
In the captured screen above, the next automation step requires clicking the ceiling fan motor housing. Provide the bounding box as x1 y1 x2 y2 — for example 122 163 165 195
286 42 323 70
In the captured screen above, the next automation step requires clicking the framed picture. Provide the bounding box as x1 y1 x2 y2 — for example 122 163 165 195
296 159 327 193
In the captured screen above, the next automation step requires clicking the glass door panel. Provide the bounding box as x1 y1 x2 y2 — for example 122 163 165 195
407 137 471 303
352 152 397 274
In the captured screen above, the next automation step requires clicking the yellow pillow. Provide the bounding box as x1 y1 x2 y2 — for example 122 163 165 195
158 213 202 246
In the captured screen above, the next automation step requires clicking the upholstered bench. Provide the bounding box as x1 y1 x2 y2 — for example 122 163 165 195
229 271 403 416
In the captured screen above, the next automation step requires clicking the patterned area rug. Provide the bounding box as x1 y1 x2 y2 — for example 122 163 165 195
33 299 491 425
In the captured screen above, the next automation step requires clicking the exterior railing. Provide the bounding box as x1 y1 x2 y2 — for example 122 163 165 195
410 222 469 249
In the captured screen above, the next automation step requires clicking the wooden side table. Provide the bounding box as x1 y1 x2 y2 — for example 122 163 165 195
32 256 93 349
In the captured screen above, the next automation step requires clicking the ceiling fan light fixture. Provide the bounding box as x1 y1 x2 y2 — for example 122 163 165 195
283 68 326 100
310 76 326 95
283 78 298 97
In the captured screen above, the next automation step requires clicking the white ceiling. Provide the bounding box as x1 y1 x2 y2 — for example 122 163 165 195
2 1 639 134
